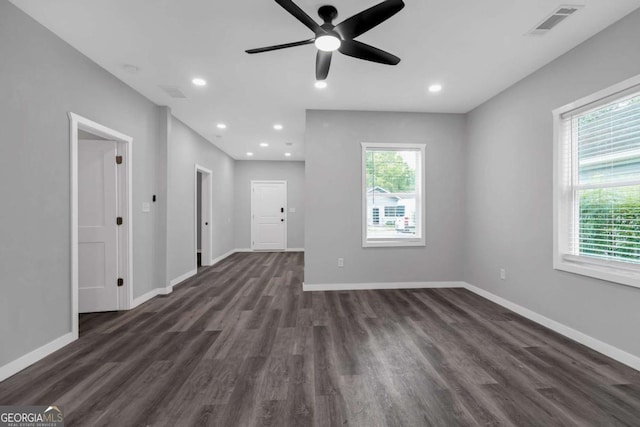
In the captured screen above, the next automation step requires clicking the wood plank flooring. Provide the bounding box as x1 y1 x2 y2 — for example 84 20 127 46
1 251 640 426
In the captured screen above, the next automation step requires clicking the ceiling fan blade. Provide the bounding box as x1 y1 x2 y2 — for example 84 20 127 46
246 39 315 54
316 50 332 80
339 40 400 65
275 0 322 33
335 0 405 39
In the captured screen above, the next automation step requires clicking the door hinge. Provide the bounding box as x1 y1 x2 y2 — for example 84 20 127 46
116 217 123 226
116 155 123 165
117 278 124 287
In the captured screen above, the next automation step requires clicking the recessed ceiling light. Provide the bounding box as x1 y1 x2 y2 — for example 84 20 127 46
192 78 207 86
315 81 328 89
216 123 227 129
260 142 269 147
428 84 442 93
273 124 283 130
246 152 254 156
284 152 292 157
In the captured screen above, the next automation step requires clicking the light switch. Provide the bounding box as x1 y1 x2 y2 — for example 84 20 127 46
142 202 151 213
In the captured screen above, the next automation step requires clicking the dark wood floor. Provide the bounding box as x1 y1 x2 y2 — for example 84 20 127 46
1 252 639 426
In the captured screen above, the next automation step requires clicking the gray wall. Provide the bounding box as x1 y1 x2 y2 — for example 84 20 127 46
305 111 466 285
0 1 166 365
167 117 235 281
465 9 640 357
234 161 305 250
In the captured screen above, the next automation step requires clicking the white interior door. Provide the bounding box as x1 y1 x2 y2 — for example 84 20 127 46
78 139 119 312
252 181 286 250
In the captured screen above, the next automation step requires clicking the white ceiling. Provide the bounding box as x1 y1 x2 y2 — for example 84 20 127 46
11 0 640 161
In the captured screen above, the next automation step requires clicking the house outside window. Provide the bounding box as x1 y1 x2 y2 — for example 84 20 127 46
384 205 406 217
553 75 640 289
362 143 425 247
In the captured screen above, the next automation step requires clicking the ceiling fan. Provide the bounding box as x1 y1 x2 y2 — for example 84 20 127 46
246 0 405 81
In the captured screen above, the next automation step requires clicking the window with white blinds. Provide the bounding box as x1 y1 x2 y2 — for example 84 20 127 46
554 76 640 288
361 143 425 247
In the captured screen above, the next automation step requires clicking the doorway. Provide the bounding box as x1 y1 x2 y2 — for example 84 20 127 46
251 180 287 250
195 165 212 268
69 113 133 339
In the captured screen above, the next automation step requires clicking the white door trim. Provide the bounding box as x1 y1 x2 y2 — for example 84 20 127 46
250 180 287 251
195 165 213 267
69 113 133 340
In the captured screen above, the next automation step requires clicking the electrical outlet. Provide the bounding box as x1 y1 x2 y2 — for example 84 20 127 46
500 268 506 280
338 258 344 268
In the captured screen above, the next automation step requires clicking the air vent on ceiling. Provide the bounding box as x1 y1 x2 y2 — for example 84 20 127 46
527 5 583 35
158 85 187 99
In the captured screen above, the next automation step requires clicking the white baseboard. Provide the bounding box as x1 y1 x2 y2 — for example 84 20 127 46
302 281 466 292
169 268 198 289
209 249 236 266
286 248 304 252
0 332 75 382
463 283 640 372
131 287 171 309
235 248 253 252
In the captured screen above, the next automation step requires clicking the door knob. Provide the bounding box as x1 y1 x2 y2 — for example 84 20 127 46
281 219 284 222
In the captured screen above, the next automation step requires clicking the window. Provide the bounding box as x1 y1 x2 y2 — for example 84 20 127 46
554 75 640 288
362 143 425 247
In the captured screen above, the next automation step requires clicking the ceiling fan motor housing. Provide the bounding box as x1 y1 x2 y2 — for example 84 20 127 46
318 5 339 23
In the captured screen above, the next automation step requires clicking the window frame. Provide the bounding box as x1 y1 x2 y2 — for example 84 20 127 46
361 142 426 248
553 74 640 289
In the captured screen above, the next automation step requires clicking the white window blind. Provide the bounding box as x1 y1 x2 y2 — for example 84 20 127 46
560 89 640 265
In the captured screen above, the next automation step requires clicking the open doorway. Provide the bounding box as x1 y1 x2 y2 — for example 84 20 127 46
69 113 133 340
195 165 212 269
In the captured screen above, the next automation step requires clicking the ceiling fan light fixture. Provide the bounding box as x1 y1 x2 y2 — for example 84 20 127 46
315 35 341 52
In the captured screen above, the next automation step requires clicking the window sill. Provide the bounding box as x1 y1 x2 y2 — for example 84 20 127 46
363 239 425 248
555 254 640 289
